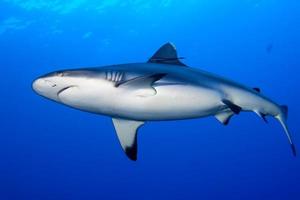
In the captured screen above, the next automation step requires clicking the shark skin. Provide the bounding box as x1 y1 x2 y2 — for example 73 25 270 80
32 43 296 161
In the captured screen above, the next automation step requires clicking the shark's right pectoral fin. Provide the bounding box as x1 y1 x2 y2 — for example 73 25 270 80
112 118 145 161
215 110 234 125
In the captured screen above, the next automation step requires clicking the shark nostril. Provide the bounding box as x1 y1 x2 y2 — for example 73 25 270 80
44 80 57 87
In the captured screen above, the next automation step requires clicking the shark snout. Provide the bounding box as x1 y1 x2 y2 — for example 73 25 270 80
32 76 63 102
32 78 44 94
32 78 56 94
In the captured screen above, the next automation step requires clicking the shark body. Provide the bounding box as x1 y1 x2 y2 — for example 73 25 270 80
33 43 296 160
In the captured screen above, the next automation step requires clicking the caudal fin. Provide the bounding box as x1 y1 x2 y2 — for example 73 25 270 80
276 105 296 156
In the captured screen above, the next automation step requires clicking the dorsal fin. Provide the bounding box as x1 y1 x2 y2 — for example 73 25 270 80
253 87 261 93
148 43 186 66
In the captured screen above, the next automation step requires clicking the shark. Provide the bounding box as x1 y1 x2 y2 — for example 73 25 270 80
32 43 296 161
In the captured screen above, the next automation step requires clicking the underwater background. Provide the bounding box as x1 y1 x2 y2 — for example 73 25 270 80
0 0 299 199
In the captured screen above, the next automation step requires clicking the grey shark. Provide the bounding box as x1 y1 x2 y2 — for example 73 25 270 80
32 43 296 160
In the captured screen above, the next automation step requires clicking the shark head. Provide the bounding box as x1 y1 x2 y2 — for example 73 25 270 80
32 69 112 105
33 70 80 102
32 68 127 115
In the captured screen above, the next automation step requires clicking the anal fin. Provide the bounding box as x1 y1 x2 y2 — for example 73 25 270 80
254 110 268 123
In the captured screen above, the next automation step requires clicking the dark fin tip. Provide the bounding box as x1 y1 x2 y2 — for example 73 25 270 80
223 119 230 126
125 147 137 161
291 144 297 157
262 114 268 123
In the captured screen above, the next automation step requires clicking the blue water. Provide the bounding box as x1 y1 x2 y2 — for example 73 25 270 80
1 1 300 199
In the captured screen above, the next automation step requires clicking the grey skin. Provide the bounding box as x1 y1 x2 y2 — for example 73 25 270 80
32 43 296 161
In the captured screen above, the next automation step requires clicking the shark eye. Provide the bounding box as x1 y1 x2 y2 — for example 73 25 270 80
56 72 65 77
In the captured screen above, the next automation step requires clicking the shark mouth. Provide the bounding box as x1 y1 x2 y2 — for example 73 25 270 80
57 86 77 97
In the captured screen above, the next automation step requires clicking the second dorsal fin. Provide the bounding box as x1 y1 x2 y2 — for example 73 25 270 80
253 87 261 93
148 43 186 66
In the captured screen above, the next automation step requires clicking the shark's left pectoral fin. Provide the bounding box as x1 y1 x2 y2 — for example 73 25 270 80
116 73 166 88
112 118 145 161
115 73 166 97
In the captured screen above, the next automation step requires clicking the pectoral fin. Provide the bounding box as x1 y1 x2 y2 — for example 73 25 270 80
112 118 145 161
115 73 166 97
215 110 234 125
116 73 166 88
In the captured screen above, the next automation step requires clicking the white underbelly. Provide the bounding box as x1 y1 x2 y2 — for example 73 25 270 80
58 84 223 121
113 84 223 120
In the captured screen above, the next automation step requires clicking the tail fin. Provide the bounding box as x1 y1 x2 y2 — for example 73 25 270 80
276 105 296 156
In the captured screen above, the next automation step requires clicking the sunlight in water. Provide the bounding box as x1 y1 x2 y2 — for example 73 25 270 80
3 0 175 14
